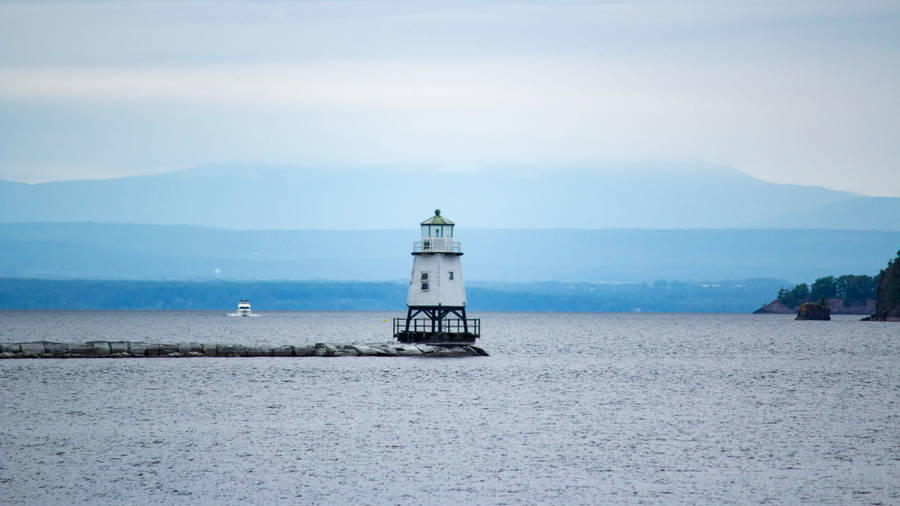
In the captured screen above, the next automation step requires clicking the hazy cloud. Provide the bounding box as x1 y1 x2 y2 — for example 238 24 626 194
0 0 898 195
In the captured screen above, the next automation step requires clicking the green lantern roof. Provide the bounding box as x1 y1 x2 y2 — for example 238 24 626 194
421 209 454 226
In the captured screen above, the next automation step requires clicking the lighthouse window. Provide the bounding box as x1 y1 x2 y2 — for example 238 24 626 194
434 227 442 237
421 282 429 291
421 272 428 280
448 271 454 280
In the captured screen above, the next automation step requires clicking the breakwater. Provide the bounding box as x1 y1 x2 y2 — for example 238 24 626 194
0 341 488 358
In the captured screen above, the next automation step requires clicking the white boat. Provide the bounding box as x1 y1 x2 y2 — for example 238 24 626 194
227 299 259 317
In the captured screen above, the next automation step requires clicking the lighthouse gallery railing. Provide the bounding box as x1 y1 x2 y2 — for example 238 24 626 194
393 317 480 336
412 239 461 253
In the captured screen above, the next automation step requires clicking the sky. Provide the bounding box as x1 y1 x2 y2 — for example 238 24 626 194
0 0 898 196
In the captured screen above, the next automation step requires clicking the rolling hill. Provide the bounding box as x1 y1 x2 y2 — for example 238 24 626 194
3 163 895 230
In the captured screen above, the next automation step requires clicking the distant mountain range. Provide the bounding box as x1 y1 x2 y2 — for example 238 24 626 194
2 164 897 229
2 223 898 284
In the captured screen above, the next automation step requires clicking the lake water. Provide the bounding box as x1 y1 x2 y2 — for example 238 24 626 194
1 311 898 504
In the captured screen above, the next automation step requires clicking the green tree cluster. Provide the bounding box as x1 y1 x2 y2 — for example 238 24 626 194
777 283 809 307
777 273 877 308
810 276 836 299
873 249 900 316
835 275 878 306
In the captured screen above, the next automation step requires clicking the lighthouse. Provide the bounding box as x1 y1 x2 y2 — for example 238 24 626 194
393 209 480 344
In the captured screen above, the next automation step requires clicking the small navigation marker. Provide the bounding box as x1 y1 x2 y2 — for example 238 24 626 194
393 210 480 345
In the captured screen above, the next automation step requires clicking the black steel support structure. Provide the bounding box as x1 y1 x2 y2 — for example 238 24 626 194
394 305 479 344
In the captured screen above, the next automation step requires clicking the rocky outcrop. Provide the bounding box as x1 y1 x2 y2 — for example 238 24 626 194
0 341 489 359
863 250 900 322
860 313 898 321
795 302 831 320
755 298 875 315
753 300 794 314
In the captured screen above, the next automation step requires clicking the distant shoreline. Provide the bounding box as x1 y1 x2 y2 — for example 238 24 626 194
754 298 875 315
1 278 785 313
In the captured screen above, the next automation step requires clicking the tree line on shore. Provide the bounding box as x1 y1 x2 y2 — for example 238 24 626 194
776 275 877 308
870 250 900 320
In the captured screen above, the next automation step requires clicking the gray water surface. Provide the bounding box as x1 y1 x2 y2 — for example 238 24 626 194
1 311 898 504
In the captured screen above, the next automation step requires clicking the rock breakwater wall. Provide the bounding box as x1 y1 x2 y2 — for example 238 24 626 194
0 341 488 359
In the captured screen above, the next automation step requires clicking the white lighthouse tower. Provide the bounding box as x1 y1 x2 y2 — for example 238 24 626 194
393 209 479 344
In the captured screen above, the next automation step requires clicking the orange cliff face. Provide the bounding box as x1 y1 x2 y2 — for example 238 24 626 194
795 302 831 321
